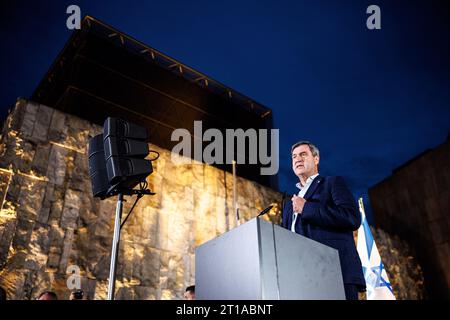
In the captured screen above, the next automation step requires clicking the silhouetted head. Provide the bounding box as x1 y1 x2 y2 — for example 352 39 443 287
184 285 195 300
37 291 58 300
0 286 6 301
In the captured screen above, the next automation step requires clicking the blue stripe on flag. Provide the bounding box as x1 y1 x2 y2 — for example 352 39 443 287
362 217 374 258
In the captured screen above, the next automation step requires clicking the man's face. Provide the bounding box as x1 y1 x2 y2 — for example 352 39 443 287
292 144 319 178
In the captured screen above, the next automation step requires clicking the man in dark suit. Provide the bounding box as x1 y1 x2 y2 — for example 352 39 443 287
281 141 366 300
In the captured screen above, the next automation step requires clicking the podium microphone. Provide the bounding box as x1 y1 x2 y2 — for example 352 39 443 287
257 205 274 217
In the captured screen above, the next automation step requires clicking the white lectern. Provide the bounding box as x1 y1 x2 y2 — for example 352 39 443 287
195 218 345 299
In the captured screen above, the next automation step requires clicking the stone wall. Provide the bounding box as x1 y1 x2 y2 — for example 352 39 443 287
0 99 427 300
0 99 282 300
369 137 450 299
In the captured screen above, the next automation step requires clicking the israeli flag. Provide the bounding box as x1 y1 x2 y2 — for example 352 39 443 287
357 198 396 300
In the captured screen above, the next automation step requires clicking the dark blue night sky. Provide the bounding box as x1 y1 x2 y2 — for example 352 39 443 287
1 0 449 223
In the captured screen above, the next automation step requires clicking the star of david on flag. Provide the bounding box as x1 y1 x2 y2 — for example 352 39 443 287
356 198 396 300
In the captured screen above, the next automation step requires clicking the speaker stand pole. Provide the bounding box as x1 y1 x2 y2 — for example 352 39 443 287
107 193 124 300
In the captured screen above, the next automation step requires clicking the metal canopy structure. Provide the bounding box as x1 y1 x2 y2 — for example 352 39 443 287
32 16 277 189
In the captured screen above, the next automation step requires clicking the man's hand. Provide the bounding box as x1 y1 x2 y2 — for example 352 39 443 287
291 195 306 214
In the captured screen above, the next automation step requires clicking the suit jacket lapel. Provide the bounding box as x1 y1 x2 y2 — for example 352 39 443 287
303 175 322 200
286 196 293 227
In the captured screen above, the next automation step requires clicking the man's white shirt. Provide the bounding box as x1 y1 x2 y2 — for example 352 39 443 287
291 173 319 232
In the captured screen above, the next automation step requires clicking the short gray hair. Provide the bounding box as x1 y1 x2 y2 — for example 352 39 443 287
291 141 320 157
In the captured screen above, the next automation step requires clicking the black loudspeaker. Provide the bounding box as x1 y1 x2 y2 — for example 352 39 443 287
88 118 153 199
103 118 153 191
88 134 110 198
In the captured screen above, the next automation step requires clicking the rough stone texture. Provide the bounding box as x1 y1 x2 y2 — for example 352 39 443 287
0 99 282 300
369 136 450 299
